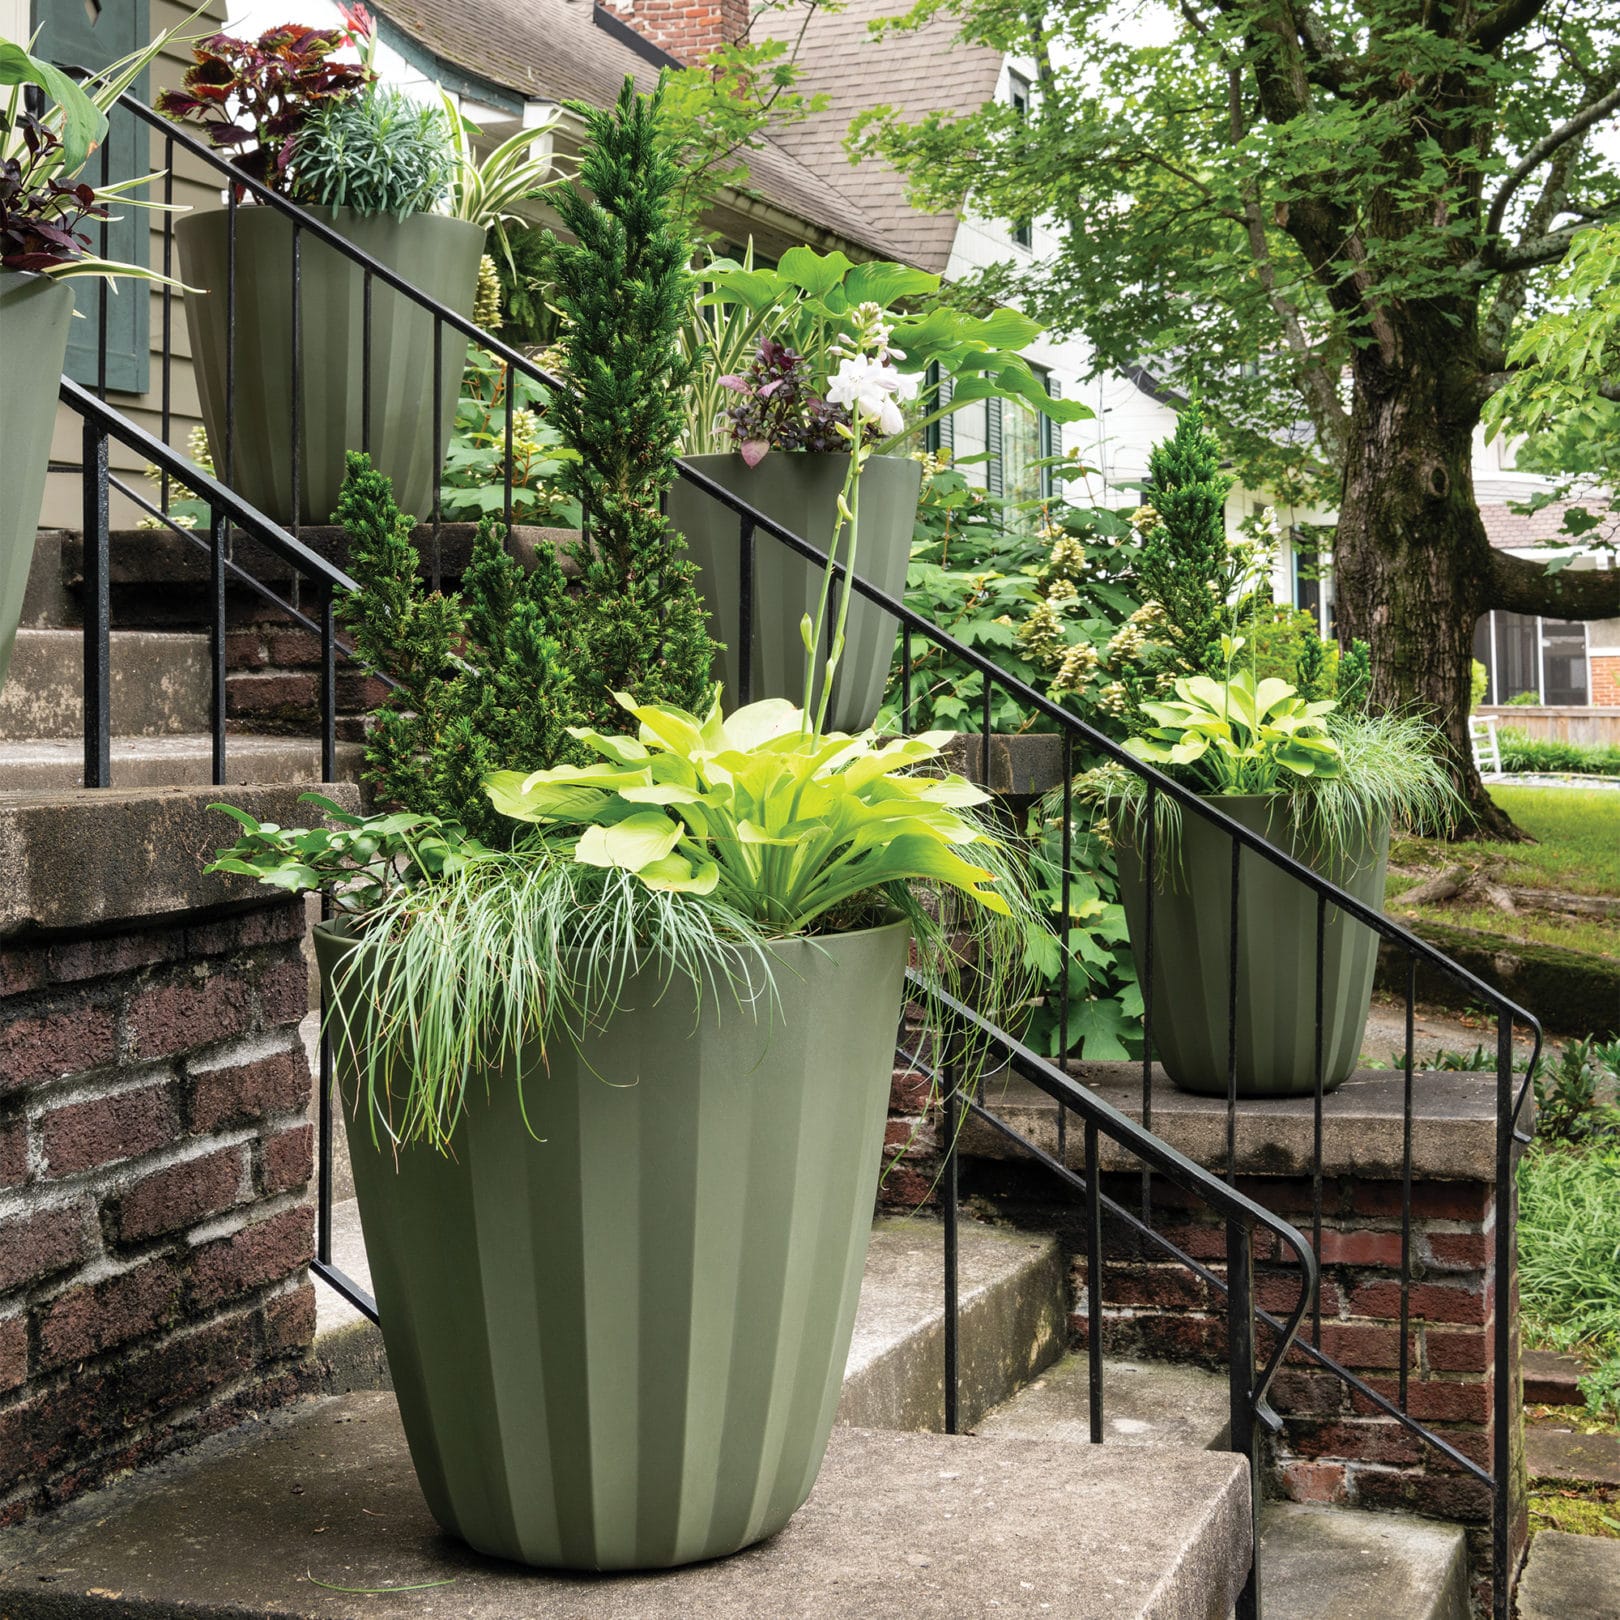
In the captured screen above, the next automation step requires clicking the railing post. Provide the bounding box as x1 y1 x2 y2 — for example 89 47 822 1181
81 420 111 789
1227 1217 1262 1620
1493 1010 1515 1620
737 515 755 706
209 505 227 786
320 584 337 783
942 1056 961 1436
1084 1119 1103 1443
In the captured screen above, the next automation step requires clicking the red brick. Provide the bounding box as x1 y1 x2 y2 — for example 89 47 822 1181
225 672 317 719
188 1045 310 1132
1 1005 117 1091
256 960 311 1028
889 1068 931 1112
0 1204 90 1293
111 1147 246 1244
190 1205 313 1308
264 628 321 665
260 1125 313 1197
127 973 253 1060
1086 1261 1214 1312
1270 1369 1349 1417
263 1280 316 1356
336 674 389 709
43 933 181 989
185 902 307 958
1256 1270 1320 1316
1421 1231 1490 1270
0 1313 26 1392
40 1084 178 1177
0 1118 26 1187
1352 1376 1490 1425
1424 1327 1490 1373
1348 1278 1489 1325
224 629 268 668
1316 1322 1416 1372
1351 1181 1492 1222
1349 1464 1493 1521
1287 1417 1426 1466
36 1258 183 1369
1278 1460 1347 1504
1317 1229 1406 1268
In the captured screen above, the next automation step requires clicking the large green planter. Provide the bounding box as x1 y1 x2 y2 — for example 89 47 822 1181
1114 795 1390 1098
314 916 910 1570
177 206 483 527
669 452 923 732
0 271 75 697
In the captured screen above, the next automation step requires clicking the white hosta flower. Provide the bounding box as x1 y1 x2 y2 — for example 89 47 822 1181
826 355 919 437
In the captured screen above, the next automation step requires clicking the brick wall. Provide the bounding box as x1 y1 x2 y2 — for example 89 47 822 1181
0 787 338 1524
611 0 749 64
1591 655 1620 707
881 1065 1525 1616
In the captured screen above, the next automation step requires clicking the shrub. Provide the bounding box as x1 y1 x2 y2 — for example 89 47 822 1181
292 87 454 218
1498 729 1620 777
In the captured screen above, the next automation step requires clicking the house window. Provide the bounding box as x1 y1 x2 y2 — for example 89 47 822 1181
1008 71 1033 250
1002 368 1055 509
1473 611 1590 705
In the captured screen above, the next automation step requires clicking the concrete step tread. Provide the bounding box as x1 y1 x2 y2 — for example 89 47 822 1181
314 1205 1066 1434
0 629 212 742
1523 1347 1589 1405
0 733 362 790
1258 1501 1469 1620
1526 1419 1620 1486
0 1391 1253 1620
1518 1529 1620 1620
975 1348 1231 1450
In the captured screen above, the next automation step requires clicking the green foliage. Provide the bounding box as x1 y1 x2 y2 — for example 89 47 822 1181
698 246 1091 457
1471 660 1489 712
1533 1039 1620 1147
1506 689 1542 706
487 222 554 347
1498 731 1620 778
1136 404 1237 678
435 88 557 244
206 793 485 910
438 346 580 527
333 452 578 843
1124 657 1344 795
545 79 714 729
1244 604 1339 700
1335 639 1371 711
292 88 454 218
1519 1141 1620 1422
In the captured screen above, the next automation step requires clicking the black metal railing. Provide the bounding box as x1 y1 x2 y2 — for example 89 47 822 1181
47 85 1546 1619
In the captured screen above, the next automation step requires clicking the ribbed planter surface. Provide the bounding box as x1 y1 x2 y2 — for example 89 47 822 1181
178 206 483 527
315 918 910 1570
669 452 922 732
1115 795 1390 1098
0 272 75 696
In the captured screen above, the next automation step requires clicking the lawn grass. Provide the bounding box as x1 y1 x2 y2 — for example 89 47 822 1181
1382 888 1620 959
1390 784 1620 898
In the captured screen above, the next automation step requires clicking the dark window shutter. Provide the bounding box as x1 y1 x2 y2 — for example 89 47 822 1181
939 377 955 453
31 0 151 395
1041 376 1060 499
986 396 1004 497
924 362 942 453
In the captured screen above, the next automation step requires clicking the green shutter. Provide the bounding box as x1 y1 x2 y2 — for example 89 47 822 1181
939 377 954 453
30 0 151 395
986 396 1004 497
1041 375 1060 499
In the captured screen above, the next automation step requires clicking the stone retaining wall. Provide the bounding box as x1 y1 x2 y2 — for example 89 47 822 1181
0 786 346 1523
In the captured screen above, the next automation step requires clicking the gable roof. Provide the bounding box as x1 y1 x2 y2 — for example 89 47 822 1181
372 0 905 257
755 0 1004 274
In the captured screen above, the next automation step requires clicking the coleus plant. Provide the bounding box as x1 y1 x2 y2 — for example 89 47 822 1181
155 10 374 196
1 29 187 279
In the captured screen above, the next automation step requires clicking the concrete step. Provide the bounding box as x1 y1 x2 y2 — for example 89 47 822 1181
314 1208 1068 1434
0 732 362 789
1518 1529 1620 1620
1523 1348 1588 1406
976 1348 1231 1450
0 628 210 740
974 1352 1471 1619
0 1391 1253 1619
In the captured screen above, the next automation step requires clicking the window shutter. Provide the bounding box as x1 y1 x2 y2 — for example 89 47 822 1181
938 376 955 453
986 396 1004 497
31 0 151 395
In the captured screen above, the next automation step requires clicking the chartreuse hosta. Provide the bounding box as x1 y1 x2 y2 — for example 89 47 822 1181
487 689 1010 932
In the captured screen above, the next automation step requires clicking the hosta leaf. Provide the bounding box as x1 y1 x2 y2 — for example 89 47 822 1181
576 812 683 872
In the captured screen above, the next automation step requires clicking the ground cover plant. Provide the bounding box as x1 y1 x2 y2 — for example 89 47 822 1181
1497 732 1620 779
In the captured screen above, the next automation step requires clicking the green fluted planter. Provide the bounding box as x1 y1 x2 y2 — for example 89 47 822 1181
669 452 923 732
0 271 75 697
314 916 910 1571
1114 795 1390 1098
178 206 483 527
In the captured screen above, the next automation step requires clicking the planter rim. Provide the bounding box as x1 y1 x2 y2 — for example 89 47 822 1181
678 449 920 469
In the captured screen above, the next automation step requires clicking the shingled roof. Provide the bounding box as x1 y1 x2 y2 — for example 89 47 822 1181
372 0 904 257
755 0 1004 274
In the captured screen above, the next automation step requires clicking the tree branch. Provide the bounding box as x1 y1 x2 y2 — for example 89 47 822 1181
1471 0 1552 55
1489 225 1588 277
1485 73 1620 244
1488 550 1620 620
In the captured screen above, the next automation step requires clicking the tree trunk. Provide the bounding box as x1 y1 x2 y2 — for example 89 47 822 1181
1332 314 1521 840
